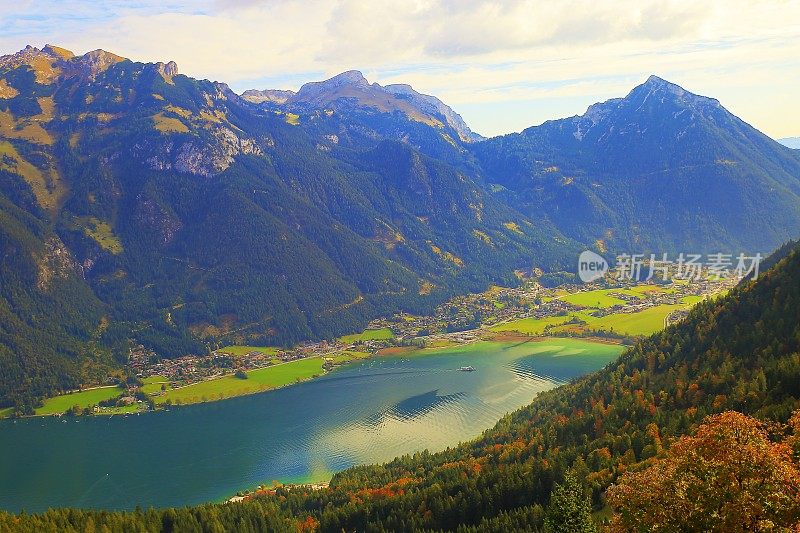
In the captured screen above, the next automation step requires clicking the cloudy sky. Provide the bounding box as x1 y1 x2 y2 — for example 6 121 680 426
1 0 799 138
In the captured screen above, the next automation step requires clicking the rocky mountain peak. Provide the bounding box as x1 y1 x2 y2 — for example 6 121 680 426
322 70 369 87
294 70 370 102
628 74 721 110
151 60 179 83
644 74 671 87
74 49 126 77
245 70 482 142
559 75 725 142
1 45 56 69
635 74 689 99
41 44 75 60
0 45 127 82
383 83 484 142
160 60 179 78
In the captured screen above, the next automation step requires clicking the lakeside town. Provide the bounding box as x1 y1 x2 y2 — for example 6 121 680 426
15 262 741 418
127 268 737 393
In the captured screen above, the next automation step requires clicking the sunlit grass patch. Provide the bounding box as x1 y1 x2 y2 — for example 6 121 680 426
154 357 325 405
489 315 573 335
152 112 189 133
76 216 123 254
36 387 123 416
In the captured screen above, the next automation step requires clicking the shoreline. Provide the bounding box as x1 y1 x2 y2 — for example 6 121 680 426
2 273 728 420
2 333 625 421
225 481 331 504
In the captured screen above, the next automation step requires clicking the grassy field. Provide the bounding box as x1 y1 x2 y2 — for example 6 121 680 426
560 288 640 308
97 403 143 416
584 304 688 336
627 284 675 295
140 376 171 395
339 328 394 344
154 357 325 405
489 315 573 335
75 216 123 254
491 292 702 338
35 386 123 416
326 351 372 364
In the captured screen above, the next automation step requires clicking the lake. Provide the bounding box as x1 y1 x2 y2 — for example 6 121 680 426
0 338 622 513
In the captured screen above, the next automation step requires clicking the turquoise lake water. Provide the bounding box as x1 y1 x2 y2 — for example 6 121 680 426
0 339 622 513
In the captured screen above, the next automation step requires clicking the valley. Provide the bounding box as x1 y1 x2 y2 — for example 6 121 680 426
1 44 798 419
16 272 732 419
0 24 798 530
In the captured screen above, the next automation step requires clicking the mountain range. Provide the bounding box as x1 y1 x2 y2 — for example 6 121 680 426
474 75 800 251
1 44 799 408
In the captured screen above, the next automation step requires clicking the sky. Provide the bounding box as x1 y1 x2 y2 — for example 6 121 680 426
1 0 799 138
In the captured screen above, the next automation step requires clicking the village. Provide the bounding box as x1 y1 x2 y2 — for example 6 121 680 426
127 267 737 392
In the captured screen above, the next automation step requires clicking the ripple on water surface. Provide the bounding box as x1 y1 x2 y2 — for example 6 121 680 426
0 339 622 512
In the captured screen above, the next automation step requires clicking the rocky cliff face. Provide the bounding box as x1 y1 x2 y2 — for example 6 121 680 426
135 125 264 178
0 45 130 82
383 83 483 142
243 70 483 142
241 88 295 104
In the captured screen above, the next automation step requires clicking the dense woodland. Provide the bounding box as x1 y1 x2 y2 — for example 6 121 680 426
2 241 798 531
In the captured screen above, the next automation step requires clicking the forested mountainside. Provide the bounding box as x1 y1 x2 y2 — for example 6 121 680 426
473 75 800 252
1 43 800 409
0 45 572 409
3 240 799 531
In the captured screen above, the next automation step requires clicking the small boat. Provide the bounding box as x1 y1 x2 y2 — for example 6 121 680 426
458 366 476 372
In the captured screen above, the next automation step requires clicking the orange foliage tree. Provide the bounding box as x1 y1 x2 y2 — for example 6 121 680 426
606 410 800 532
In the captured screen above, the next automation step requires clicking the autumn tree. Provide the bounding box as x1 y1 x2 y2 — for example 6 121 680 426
606 410 800 532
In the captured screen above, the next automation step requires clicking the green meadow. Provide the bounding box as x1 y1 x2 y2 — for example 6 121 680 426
580 303 688 336
326 350 372 364
560 288 634 308
489 315 573 335
35 386 123 416
492 292 702 338
155 357 325 405
557 285 679 309
75 216 123 254
97 403 143 416
140 376 171 395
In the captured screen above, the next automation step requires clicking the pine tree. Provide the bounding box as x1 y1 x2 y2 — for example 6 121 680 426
543 471 596 533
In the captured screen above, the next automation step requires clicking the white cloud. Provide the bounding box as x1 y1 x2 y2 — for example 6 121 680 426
0 0 798 137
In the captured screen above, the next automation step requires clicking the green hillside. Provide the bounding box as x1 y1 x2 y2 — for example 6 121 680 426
2 230 798 530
